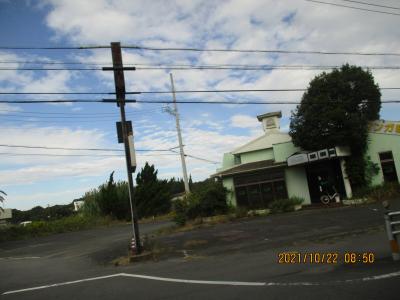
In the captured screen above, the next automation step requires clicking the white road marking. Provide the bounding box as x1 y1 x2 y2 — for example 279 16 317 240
2 274 121 295
3 270 400 295
0 256 40 260
347 270 400 282
120 273 266 286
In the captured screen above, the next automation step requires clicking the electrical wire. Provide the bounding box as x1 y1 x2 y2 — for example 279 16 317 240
3 60 400 70
0 46 109 50
135 66 400 70
0 144 173 152
0 144 218 163
304 0 400 16
1 45 400 56
169 149 219 164
0 92 115 95
1 99 399 105
0 87 399 96
0 152 179 157
122 45 400 56
340 0 400 10
0 109 160 118
3 65 400 71
0 68 103 71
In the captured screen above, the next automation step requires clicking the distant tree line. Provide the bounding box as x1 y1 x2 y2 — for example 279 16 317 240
81 162 198 220
11 203 75 224
11 163 219 223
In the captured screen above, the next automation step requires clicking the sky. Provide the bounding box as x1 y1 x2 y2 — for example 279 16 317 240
0 0 399 210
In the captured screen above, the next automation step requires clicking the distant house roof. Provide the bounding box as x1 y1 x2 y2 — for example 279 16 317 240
231 131 292 154
212 159 286 178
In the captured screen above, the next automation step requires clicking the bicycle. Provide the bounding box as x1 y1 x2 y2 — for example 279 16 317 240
320 187 340 205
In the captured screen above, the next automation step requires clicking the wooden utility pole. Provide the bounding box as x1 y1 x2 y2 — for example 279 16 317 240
109 42 141 253
169 73 190 193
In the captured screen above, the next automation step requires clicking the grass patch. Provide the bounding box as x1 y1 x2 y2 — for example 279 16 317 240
139 212 174 224
0 215 117 242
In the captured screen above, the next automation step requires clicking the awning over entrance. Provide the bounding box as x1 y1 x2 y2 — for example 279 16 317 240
212 159 286 178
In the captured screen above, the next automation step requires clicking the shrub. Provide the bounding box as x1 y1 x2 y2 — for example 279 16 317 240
0 215 112 242
172 199 188 226
172 180 228 226
268 197 304 214
367 182 400 202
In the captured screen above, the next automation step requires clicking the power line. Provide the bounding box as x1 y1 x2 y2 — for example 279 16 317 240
132 87 400 93
0 144 173 152
0 87 399 96
4 60 400 70
1 99 400 105
0 61 400 70
135 66 400 71
123 45 400 56
0 152 123 157
0 99 113 103
0 109 160 118
0 68 102 71
305 0 400 16
185 153 219 164
169 149 219 164
4 65 400 71
0 152 179 157
2 45 400 56
0 46 109 50
0 117 128 123
137 99 400 105
0 92 115 95
0 60 112 66
340 0 400 10
0 108 159 116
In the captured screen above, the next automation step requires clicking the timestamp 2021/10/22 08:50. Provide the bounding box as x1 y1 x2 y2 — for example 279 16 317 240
278 252 376 264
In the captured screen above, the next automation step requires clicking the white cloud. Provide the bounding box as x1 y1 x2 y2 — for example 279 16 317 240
230 114 260 129
0 103 21 114
0 157 124 186
6 187 90 210
2 0 400 208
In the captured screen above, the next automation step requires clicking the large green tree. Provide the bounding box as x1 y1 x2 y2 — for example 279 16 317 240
135 162 171 217
289 64 381 187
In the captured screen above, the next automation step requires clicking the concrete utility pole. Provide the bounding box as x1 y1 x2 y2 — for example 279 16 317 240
108 42 141 254
169 73 190 193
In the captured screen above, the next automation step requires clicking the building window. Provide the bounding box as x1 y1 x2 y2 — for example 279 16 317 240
234 155 241 165
234 169 288 209
379 151 398 182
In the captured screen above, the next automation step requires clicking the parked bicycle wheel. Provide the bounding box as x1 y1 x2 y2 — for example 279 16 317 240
320 195 330 205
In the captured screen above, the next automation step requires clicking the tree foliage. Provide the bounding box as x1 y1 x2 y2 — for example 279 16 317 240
11 203 75 224
289 64 381 186
80 171 130 220
173 179 228 226
135 162 172 217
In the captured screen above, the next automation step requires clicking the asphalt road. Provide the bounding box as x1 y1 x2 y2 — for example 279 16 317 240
1 202 400 300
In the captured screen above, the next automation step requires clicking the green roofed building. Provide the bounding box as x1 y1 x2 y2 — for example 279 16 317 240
212 111 400 208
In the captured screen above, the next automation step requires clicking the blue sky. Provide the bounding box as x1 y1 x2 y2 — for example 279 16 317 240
0 0 399 210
